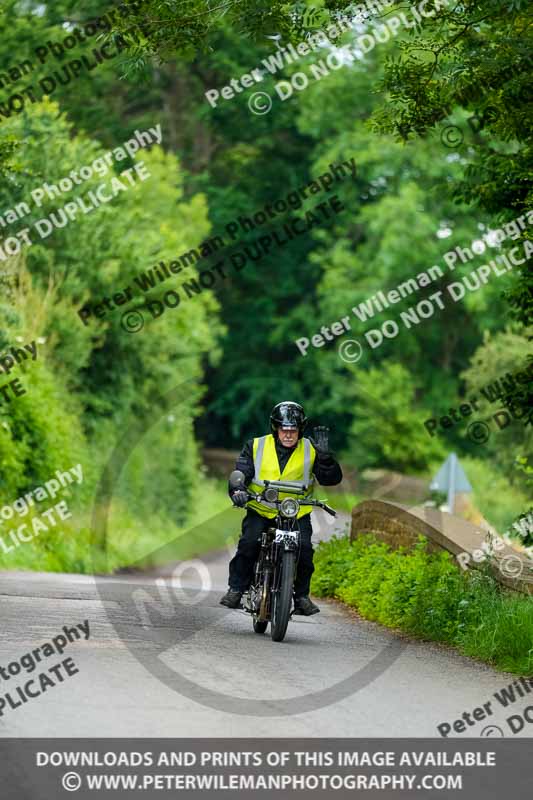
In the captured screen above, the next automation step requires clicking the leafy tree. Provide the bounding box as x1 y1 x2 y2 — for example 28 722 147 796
370 0 533 328
344 362 446 471
461 329 533 479
1 0 530 536
0 98 224 522
275 42 515 462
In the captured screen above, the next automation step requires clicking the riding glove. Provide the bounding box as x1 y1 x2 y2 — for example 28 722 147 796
311 425 330 455
231 490 249 508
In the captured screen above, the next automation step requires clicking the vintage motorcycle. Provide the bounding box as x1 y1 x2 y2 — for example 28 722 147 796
229 470 336 642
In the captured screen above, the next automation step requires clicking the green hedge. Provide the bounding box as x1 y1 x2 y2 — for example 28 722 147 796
311 534 533 675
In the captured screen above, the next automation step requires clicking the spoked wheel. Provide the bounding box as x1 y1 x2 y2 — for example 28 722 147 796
271 551 296 642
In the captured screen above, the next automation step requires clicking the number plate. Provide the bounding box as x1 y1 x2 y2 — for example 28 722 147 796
274 529 298 544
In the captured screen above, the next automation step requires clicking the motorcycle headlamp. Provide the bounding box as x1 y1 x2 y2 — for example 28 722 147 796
280 497 299 518
264 487 278 503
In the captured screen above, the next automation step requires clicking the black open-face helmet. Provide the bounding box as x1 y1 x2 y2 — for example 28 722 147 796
270 401 307 439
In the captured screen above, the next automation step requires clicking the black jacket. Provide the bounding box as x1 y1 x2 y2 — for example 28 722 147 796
232 435 343 494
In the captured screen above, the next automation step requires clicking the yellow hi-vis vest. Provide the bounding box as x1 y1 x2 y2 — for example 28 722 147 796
246 434 316 519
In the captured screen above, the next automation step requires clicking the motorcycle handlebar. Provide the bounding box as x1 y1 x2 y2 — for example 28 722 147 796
322 503 337 517
301 499 337 517
242 491 337 518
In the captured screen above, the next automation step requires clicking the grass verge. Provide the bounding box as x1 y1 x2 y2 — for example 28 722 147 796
311 534 533 675
0 477 231 574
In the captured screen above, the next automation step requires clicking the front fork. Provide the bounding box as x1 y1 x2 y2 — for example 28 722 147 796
248 527 301 619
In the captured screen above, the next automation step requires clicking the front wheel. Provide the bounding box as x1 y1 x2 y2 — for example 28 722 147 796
271 550 296 642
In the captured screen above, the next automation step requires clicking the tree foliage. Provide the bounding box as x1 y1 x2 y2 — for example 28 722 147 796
0 0 531 572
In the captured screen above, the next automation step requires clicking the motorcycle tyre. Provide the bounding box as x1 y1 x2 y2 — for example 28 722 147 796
271 550 296 643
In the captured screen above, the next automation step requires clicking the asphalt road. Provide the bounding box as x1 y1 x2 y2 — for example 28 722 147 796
0 510 528 739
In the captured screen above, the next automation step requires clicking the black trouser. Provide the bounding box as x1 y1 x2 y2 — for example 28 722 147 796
228 509 315 597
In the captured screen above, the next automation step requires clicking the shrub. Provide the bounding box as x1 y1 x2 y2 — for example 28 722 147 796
311 534 533 674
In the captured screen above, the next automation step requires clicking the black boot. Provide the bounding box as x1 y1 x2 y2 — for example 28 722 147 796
293 595 320 616
219 589 243 609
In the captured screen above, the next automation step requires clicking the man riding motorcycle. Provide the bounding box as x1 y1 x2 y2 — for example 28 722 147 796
220 401 343 616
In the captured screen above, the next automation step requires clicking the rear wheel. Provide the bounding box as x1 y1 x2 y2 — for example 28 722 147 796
252 566 270 634
271 551 296 642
